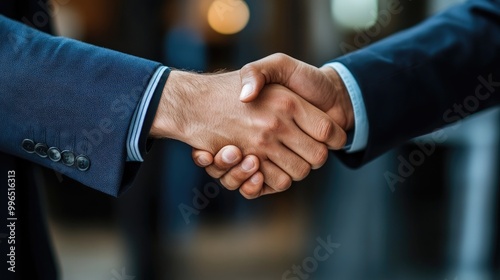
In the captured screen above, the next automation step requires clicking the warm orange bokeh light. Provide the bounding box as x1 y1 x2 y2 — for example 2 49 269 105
207 0 250 35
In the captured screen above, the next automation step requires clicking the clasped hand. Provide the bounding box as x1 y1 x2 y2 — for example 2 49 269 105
151 54 354 199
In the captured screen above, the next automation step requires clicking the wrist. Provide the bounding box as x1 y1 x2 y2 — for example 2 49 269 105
150 70 191 141
320 66 355 131
149 70 241 151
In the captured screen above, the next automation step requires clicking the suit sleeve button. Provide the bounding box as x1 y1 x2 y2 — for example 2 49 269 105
61 150 75 166
22 139 35 153
48 147 61 162
76 155 90 171
34 143 48 158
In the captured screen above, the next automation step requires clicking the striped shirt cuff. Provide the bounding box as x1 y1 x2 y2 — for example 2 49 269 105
127 66 169 162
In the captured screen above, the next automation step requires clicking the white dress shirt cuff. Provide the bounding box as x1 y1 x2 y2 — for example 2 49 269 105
323 62 369 153
126 66 169 162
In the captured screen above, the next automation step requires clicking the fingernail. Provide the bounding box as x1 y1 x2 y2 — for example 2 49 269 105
239 84 253 101
222 148 238 163
250 174 261 184
241 158 255 171
197 156 210 166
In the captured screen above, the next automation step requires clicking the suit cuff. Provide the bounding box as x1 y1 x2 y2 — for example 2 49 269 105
323 62 368 153
127 66 170 161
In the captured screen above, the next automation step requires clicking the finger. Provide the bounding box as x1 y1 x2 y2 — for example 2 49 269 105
266 144 311 181
239 172 265 199
239 53 299 102
294 99 347 150
219 155 260 191
280 125 329 170
205 145 243 179
248 184 284 199
260 184 280 196
192 149 214 167
260 160 293 193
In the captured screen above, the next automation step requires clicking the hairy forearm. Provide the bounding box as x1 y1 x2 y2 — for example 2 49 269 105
150 71 197 140
150 70 248 154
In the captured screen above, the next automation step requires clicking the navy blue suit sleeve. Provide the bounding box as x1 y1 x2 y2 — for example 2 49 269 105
334 0 500 167
0 15 164 196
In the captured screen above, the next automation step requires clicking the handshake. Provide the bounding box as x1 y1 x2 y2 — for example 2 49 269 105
150 53 355 199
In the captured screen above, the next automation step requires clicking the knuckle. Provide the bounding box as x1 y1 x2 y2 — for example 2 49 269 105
253 132 271 149
332 131 347 150
311 145 329 168
220 175 239 191
241 63 258 77
241 184 260 199
258 116 282 134
221 166 253 191
275 95 296 114
273 53 289 64
316 118 335 142
205 166 223 179
273 175 292 192
213 159 228 169
334 130 348 150
293 163 311 181
266 117 282 131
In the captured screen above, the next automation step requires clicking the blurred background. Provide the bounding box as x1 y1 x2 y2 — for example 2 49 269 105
38 0 500 279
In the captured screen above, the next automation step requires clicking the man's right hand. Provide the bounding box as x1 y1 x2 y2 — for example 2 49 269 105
150 70 347 197
239 53 354 131
192 54 355 198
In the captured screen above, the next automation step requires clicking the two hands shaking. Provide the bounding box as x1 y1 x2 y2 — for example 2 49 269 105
150 53 355 199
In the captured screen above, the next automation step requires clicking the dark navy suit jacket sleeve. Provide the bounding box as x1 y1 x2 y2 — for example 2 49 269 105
334 0 500 167
0 15 163 196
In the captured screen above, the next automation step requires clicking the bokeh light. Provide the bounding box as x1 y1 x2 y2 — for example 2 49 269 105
207 0 250 35
331 0 378 29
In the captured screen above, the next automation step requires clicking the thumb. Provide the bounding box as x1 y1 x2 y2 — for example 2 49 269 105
239 53 298 103
239 64 265 103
